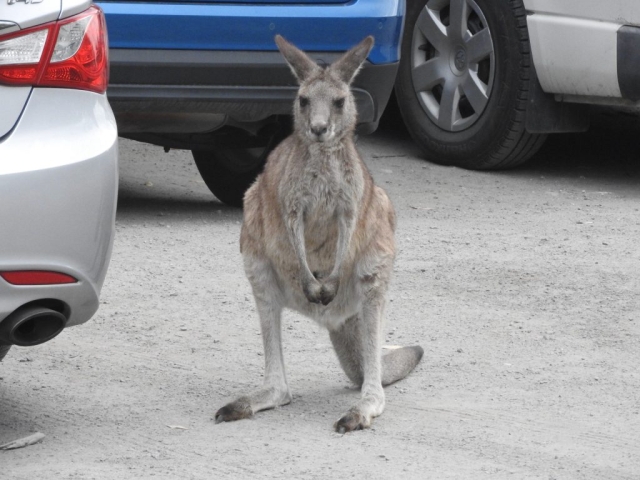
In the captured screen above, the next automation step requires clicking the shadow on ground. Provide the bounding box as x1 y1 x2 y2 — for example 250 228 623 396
379 97 640 185
115 102 640 219
116 195 236 218
517 107 640 183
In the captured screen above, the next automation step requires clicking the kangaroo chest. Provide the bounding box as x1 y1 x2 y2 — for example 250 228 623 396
300 148 359 212
298 152 353 248
303 155 341 206
300 162 340 263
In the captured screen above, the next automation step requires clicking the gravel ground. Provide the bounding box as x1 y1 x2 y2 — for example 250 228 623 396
2 116 640 479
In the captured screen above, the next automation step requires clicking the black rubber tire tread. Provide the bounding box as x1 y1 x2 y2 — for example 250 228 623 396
192 126 289 208
192 150 267 208
395 0 547 170
0 345 10 362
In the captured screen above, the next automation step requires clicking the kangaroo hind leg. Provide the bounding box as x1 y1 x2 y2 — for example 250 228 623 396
329 311 424 432
332 323 424 388
215 257 291 423
329 301 385 433
329 315 365 387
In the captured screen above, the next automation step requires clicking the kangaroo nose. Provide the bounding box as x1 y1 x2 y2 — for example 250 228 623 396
311 124 328 136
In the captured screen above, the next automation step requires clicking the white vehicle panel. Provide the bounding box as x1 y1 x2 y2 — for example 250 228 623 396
524 0 640 100
526 14 621 98
524 0 640 26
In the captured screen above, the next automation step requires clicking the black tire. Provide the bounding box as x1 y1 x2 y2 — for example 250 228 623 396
395 0 547 169
0 345 10 362
192 148 269 208
192 126 288 208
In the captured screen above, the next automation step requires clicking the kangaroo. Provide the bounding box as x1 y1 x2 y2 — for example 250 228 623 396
214 35 423 433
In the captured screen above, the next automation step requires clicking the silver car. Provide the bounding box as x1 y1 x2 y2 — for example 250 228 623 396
0 0 117 361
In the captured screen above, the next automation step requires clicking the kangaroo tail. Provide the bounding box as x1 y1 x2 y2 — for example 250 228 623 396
381 345 424 387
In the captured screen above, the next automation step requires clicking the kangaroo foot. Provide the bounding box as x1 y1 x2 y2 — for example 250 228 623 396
334 408 371 433
214 397 253 424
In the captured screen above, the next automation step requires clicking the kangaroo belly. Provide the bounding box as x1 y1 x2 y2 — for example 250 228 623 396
285 271 361 330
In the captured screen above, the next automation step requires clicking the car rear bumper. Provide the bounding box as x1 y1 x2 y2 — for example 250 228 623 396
107 49 398 134
0 88 118 328
99 0 403 137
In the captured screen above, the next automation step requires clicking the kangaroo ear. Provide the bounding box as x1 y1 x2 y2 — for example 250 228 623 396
330 36 374 84
275 35 321 83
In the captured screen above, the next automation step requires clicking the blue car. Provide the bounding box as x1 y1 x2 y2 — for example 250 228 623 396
98 0 404 206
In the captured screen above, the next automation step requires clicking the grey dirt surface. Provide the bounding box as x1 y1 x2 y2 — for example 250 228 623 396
2 114 640 479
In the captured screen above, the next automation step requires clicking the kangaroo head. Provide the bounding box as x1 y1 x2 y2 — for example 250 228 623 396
275 35 374 145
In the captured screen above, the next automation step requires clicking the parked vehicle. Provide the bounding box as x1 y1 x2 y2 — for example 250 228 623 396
99 0 640 203
395 0 640 169
98 0 404 206
0 0 118 362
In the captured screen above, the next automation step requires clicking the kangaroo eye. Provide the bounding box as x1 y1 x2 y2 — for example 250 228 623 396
333 98 345 109
299 96 309 108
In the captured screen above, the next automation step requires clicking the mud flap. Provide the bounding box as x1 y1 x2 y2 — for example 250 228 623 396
525 66 590 134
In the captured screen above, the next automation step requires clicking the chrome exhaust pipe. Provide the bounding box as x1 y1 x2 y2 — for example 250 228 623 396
0 306 67 347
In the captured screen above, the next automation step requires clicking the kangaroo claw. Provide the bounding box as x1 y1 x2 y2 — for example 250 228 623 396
334 409 370 433
214 398 253 424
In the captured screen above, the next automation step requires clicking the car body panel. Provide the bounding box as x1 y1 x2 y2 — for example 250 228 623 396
101 0 403 139
98 0 404 64
524 0 640 101
132 0 351 3
0 0 90 26
0 0 93 138
0 85 30 138
0 88 117 175
107 48 395 127
0 0 60 30
0 20 20 35
524 0 640 25
60 0 93 20
526 15 621 98
0 88 118 328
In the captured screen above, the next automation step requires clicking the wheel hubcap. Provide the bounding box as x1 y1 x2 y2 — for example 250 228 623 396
411 0 495 132
452 47 467 73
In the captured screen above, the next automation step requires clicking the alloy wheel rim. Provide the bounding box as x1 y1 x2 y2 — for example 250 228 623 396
411 0 495 132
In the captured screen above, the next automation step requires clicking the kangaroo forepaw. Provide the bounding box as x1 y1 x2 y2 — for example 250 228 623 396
334 409 371 433
303 278 338 305
319 277 339 306
303 276 340 305
214 397 253 424
303 279 324 304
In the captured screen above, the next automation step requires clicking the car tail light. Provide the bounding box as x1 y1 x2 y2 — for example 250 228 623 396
0 5 108 93
0 271 78 285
